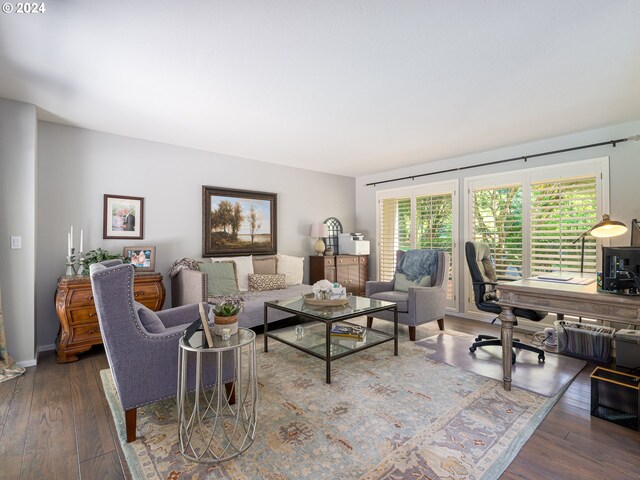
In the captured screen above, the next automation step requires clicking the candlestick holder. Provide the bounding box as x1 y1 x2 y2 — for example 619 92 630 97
76 252 86 276
65 249 76 276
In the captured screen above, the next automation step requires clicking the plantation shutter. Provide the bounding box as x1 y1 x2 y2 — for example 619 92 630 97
415 193 454 299
379 197 411 281
472 184 523 280
530 176 598 275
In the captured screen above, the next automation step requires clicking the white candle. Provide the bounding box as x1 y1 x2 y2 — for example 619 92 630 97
67 232 71 257
70 225 73 251
80 229 83 253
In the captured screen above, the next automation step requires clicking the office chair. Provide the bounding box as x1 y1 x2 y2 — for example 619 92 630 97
465 241 546 364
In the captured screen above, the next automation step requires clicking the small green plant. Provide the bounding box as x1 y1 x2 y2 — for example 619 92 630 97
82 248 129 271
212 301 242 317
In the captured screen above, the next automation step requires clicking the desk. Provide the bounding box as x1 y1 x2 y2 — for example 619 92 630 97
498 279 640 391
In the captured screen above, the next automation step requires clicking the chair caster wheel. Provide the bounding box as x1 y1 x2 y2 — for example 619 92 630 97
512 354 516 365
538 354 545 362
475 336 482 342
469 346 477 353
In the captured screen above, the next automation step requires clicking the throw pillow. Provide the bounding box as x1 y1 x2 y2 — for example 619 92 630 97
253 255 277 275
199 261 240 296
211 255 253 291
134 301 165 334
277 254 304 286
248 273 287 291
394 273 431 292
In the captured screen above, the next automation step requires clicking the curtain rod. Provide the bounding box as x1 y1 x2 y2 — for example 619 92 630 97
365 135 640 187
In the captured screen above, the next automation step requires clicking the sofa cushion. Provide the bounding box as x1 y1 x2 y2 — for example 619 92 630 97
369 291 408 312
211 255 253 291
199 261 240 296
134 301 165 333
394 273 431 292
253 256 277 275
249 273 286 291
277 254 304 286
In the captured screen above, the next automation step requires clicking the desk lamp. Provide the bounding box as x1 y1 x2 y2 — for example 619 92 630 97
572 214 627 274
310 222 329 256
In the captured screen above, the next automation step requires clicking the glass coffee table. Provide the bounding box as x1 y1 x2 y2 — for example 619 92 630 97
263 295 397 383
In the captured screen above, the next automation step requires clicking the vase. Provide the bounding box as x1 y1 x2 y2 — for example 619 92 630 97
213 315 238 336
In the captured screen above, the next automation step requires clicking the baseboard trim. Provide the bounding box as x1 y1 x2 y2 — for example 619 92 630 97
16 359 37 368
37 343 56 354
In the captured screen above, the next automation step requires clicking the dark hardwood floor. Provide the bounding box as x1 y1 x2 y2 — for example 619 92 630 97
0 316 638 479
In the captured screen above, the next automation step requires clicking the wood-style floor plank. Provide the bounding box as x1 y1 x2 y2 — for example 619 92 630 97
20 353 79 480
69 355 115 462
1 316 639 480
0 374 17 430
0 368 36 480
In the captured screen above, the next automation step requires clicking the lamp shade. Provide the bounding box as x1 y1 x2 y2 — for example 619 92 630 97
310 222 329 238
589 214 627 238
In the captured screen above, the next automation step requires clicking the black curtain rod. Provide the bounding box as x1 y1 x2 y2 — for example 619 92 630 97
366 135 640 187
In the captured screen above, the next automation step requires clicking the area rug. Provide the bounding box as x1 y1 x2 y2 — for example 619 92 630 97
418 331 586 397
101 335 567 480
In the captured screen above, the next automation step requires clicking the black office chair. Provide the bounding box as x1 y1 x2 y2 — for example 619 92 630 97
465 241 546 364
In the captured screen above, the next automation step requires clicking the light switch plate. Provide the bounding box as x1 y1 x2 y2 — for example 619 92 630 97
10 236 21 249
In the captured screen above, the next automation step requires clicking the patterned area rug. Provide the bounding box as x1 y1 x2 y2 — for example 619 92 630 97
101 332 568 480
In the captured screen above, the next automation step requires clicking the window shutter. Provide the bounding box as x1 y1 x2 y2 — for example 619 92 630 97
472 185 523 280
379 197 411 281
530 176 598 275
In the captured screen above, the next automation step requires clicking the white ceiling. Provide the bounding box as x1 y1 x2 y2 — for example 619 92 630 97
1 1 639 177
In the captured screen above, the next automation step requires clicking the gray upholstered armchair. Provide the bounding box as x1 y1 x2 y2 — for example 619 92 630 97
90 260 234 442
366 249 449 341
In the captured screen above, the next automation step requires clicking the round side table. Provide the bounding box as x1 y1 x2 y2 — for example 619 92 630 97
177 327 257 463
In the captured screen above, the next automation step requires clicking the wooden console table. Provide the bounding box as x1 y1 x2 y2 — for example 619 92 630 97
55 272 166 363
309 255 368 296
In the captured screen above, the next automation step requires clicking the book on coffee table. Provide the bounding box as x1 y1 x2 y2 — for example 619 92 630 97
330 325 365 339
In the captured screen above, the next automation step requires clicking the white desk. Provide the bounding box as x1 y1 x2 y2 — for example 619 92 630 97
498 279 640 391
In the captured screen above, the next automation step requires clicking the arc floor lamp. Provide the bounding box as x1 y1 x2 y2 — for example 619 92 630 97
572 214 627 274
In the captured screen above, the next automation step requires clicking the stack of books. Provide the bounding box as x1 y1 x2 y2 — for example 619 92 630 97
330 325 365 340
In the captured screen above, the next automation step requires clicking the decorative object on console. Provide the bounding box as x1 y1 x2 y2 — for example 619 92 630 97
202 186 277 257
323 217 343 254
572 213 627 274
81 248 128 274
310 222 329 255
103 194 144 239
122 246 156 271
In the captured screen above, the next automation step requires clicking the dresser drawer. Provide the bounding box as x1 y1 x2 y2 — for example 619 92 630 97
69 307 99 325
359 256 368 265
66 288 95 307
132 283 163 302
71 324 102 344
323 257 335 267
337 256 358 266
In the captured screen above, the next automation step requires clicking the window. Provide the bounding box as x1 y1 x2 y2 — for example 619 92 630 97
465 157 609 315
377 180 458 309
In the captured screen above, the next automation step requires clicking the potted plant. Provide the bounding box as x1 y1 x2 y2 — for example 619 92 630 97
81 248 129 273
211 299 242 336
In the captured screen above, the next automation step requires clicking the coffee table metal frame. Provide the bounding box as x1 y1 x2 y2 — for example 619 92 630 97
263 296 398 383
177 328 257 463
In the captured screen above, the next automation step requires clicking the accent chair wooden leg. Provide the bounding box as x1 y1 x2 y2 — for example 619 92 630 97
225 382 236 405
125 408 137 443
437 318 444 331
409 326 416 341
366 316 373 328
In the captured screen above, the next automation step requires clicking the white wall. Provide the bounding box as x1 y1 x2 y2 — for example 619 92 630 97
0 98 37 365
36 122 356 350
356 120 640 313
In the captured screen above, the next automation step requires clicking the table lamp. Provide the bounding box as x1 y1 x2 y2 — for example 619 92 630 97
572 214 627 274
310 222 329 256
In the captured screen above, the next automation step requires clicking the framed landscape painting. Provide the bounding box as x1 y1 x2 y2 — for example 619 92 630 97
202 186 277 257
103 194 144 239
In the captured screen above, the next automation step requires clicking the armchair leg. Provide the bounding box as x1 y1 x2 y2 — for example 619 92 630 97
409 326 416 341
225 381 236 405
437 318 444 331
366 316 373 328
125 408 137 443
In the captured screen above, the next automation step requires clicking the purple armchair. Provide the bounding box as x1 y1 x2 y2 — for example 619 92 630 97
90 260 234 442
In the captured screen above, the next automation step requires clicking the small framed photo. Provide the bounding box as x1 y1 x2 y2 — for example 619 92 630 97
122 246 156 271
104 194 144 239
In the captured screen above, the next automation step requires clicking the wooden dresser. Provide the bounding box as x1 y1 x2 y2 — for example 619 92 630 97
309 255 369 296
55 272 166 363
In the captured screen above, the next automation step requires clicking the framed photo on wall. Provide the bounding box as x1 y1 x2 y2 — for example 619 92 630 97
122 246 156 271
202 186 277 257
103 194 144 239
